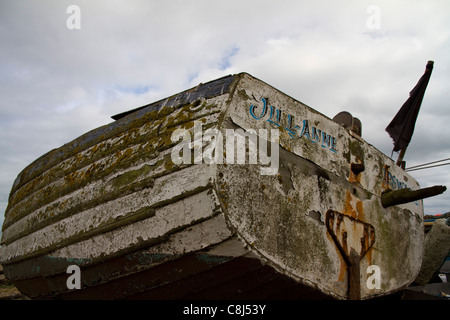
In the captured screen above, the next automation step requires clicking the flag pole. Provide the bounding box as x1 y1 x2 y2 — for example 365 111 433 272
396 146 407 168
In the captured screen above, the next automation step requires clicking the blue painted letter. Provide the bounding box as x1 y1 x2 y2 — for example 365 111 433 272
249 98 268 120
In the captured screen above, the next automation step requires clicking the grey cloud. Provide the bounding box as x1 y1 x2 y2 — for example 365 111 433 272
1 0 449 227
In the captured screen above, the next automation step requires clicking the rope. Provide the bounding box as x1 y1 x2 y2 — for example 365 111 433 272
406 158 450 172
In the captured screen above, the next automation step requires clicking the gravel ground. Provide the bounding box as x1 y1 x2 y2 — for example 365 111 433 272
0 265 24 300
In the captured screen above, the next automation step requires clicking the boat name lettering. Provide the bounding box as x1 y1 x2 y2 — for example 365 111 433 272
383 167 408 190
249 98 337 152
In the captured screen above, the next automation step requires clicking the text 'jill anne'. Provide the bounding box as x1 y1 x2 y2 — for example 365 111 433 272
249 98 338 153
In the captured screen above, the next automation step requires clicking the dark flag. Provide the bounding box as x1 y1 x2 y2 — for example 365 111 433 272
386 61 434 153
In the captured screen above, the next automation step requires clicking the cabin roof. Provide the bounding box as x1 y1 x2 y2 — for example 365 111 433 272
111 74 238 121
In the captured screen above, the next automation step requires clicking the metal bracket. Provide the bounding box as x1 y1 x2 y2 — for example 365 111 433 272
325 210 375 300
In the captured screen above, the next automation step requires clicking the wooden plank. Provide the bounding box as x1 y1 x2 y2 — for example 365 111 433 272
1 173 221 264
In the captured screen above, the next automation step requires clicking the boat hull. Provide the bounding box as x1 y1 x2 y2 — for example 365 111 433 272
0 73 424 299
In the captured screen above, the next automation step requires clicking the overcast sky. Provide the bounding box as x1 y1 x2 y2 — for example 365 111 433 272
1 0 449 234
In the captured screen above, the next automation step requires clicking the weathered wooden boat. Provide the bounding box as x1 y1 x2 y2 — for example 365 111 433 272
0 73 445 300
